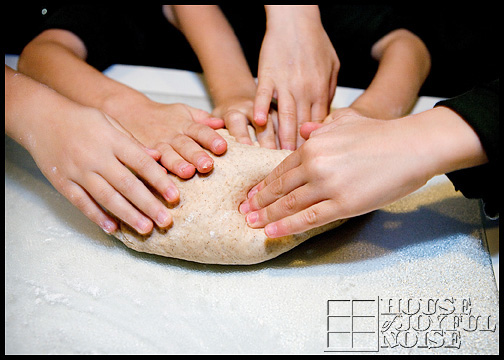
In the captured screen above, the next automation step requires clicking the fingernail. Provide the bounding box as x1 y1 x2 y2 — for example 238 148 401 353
179 163 194 177
255 112 267 123
137 217 152 233
197 158 213 172
212 139 226 153
247 187 258 199
239 202 250 214
157 210 171 226
165 186 179 203
265 223 277 237
246 211 258 225
101 220 116 234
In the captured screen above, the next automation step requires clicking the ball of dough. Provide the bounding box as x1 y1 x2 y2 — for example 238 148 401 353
112 129 345 265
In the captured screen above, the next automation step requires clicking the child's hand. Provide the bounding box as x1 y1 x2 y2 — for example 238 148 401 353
28 108 181 235
212 95 277 149
239 111 435 237
115 101 228 179
254 5 339 150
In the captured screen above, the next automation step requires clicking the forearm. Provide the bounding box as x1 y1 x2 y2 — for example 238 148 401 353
405 106 487 180
264 5 321 25
18 31 150 124
5 65 74 151
172 5 256 105
351 29 431 119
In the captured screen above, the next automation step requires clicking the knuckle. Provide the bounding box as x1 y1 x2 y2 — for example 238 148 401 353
302 207 320 226
96 185 117 205
117 173 138 194
256 86 272 99
226 111 246 126
280 107 296 121
134 153 154 173
172 133 191 149
67 189 88 210
282 192 297 212
269 177 285 198
253 192 267 210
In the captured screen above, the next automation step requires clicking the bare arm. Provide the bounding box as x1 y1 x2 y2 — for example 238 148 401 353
18 28 227 178
349 29 431 119
5 65 177 234
170 5 269 146
240 106 487 237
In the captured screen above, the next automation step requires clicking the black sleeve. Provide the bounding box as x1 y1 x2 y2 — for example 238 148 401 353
435 79 499 219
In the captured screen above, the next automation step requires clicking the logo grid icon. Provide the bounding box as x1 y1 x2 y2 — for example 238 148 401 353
325 299 379 352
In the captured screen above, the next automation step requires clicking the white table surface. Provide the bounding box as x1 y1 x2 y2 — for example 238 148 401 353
5 57 499 354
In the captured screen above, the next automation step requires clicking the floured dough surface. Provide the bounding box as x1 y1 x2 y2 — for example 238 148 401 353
112 129 345 265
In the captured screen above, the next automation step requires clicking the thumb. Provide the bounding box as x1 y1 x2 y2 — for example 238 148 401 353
300 122 324 140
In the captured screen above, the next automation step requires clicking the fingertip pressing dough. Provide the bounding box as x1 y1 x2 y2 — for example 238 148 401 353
111 129 345 265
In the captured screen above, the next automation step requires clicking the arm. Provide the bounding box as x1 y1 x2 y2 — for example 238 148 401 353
5 65 177 234
169 5 276 147
239 106 488 237
17 28 226 178
347 29 431 119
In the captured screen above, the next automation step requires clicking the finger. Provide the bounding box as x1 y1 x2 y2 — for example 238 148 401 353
255 113 277 149
103 163 173 229
245 183 324 229
300 122 324 140
103 113 162 160
170 133 216 174
277 91 297 150
63 181 118 234
254 79 275 127
85 172 155 234
156 142 196 179
184 122 228 155
264 200 336 238
195 116 226 129
328 65 338 105
142 146 162 161
117 143 180 203
240 166 307 215
297 102 312 124
311 101 330 123
225 110 254 145
244 150 302 202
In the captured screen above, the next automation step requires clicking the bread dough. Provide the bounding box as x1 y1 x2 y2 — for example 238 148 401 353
112 129 345 265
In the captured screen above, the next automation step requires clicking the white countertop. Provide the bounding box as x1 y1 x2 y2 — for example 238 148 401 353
5 57 499 354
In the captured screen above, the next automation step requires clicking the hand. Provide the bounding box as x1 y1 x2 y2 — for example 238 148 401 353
212 95 278 149
254 5 339 150
115 101 228 179
28 107 182 235
239 111 439 238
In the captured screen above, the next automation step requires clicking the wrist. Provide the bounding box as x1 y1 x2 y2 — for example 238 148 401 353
405 107 488 179
265 5 322 33
265 5 320 22
210 76 257 107
100 89 151 125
